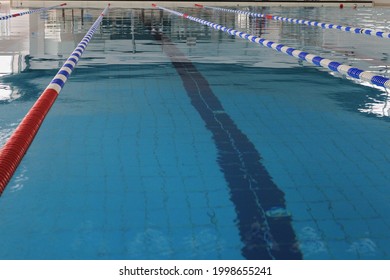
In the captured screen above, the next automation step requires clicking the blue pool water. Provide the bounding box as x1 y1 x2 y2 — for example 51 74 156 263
0 3 390 259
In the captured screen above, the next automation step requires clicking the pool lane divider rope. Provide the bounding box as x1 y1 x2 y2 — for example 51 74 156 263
195 4 390 40
0 4 110 195
154 4 390 90
0 3 67 21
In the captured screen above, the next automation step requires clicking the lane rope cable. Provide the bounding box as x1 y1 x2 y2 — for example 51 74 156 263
0 3 67 21
0 4 110 195
153 4 390 90
195 4 390 40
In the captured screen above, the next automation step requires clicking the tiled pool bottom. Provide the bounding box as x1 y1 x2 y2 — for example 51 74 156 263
203 64 390 259
1 6 390 260
1 60 390 259
0 62 244 259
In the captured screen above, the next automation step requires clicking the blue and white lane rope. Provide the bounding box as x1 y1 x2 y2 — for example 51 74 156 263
45 4 109 94
153 5 390 90
0 4 109 192
0 3 66 21
195 4 390 40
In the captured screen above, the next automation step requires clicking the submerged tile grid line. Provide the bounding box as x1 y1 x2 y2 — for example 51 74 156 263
203 63 390 259
155 33 302 259
2 6 390 260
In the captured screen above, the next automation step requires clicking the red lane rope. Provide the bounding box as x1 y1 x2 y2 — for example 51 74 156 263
0 89 58 192
0 5 110 195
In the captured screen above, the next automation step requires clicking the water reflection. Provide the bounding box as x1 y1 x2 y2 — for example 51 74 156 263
0 5 389 117
1 4 390 260
359 89 390 117
8 164 28 193
0 84 19 101
0 124 15 146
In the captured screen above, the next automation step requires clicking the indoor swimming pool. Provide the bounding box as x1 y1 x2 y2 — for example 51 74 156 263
0 2 389 260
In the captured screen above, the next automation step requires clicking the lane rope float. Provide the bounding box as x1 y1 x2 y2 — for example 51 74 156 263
0 3 67 21
0 4 110 195
195 4 390 40
153 4 390 90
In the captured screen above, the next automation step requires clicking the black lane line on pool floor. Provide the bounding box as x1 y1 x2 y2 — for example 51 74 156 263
155 33 302 260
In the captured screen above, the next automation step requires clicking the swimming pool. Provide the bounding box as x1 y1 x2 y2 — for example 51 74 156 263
0 2 390 260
